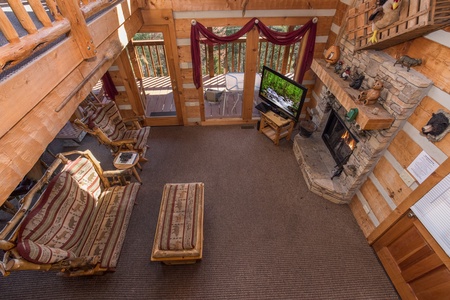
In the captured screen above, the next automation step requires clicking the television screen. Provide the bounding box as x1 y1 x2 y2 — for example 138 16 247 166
258 66 307 123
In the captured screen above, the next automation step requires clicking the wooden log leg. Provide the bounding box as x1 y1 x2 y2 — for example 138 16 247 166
131 167 142 183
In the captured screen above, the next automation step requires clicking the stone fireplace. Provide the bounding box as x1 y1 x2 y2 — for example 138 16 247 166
322 110 358 172
293 50 433 204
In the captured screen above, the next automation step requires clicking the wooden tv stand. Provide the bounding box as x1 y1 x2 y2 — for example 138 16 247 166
259 111 294 145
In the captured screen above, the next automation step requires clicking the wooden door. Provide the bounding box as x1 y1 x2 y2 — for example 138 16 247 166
373 211 450 299
138 25 183 126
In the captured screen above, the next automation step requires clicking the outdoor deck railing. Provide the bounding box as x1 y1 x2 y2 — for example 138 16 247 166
132 39 169 77
0 0 118 73
131 34 300 80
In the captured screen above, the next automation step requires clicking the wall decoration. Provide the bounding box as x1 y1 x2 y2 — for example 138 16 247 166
393 55 422 72
357 80 383 105
340 66 351 80
422 109 450 142
368 0 403 44
349 71 365 89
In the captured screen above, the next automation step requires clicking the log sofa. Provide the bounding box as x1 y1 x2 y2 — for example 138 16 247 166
0 150 140 277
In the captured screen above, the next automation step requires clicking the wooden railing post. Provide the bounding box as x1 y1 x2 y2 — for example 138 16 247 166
56 0 96 59
281 26 295 74
294 27 311 83
242 26 259 121
127 43 143 80
207 27 215 78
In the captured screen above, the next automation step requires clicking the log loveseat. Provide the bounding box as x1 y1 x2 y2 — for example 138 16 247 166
0 150 140 277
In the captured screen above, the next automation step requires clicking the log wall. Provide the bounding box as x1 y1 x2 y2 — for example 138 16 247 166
140 0 340 125
348 28 450 243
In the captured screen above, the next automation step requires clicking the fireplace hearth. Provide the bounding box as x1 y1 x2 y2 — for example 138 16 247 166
322 110 358 169
293 50 433 204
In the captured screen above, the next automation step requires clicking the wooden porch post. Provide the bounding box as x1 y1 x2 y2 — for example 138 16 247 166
242 26 259 121
294 28 311 83
116 48 146 116
207 27 215 78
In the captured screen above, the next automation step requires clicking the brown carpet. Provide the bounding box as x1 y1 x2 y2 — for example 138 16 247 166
0 125 399 299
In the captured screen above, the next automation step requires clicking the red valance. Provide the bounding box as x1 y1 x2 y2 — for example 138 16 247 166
190 17 317 89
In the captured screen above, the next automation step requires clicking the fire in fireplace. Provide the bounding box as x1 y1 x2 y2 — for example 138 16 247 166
322 110 358 169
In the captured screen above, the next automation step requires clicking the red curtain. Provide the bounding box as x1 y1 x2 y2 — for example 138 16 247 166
101 71 118 100
190 17 317 89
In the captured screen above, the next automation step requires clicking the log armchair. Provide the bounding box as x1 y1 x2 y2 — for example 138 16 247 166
75 101 150 163
0 150 140 277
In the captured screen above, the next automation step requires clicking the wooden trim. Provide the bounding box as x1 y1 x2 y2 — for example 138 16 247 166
242 26 259 121
116 50 146 116
368 158 450 245
140 9 184 125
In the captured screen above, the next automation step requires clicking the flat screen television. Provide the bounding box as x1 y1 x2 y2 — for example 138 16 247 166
258 66 307 123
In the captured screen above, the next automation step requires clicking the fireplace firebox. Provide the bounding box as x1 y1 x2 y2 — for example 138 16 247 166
322 110 358 168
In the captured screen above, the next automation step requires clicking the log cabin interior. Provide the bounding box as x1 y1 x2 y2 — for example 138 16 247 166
2 0 450 298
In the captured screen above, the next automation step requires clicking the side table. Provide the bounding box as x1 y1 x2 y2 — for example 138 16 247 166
259 111 294 145
113 151 142 183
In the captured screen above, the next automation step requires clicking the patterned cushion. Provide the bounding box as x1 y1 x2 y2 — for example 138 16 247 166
62 156 102 200
76 183 140 269
17 172 95 264
91 102 127 141
159 183 202 251
122 126 151 153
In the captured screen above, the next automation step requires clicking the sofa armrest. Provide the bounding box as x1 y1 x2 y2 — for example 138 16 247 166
123 116 144 127
110 139 137 147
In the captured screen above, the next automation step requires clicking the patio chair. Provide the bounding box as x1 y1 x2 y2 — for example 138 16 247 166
74 101 150 163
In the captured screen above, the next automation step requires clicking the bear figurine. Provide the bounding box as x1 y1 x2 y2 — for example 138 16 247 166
357 80 383 105
422 110 450 142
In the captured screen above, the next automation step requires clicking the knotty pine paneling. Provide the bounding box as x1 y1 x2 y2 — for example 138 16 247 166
384 37 450 94
388 130 422 169
349 194 376 238
361 179 392 223
372 156 413 207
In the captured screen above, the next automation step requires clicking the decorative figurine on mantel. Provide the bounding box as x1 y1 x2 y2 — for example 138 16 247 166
334 61 343 74
340 66 351 80
349 71 365 90
394 55 422 72
422 109 450 142
357 80 383 105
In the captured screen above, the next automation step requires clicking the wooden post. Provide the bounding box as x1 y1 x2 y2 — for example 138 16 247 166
281 26 295 74
242 26 259 121
207 27 215 78
127 43 143 80
116 49 146 116
294 27 310 83
56 0 96 59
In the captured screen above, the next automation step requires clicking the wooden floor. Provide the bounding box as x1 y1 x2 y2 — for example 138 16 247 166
142 75 263 119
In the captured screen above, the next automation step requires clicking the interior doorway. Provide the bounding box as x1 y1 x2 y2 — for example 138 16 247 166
132 25 182 126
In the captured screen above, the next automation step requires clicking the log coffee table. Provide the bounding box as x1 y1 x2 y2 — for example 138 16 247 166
151 182 204 265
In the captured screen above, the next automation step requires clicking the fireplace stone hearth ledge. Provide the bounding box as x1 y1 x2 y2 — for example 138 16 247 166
294 50 433 204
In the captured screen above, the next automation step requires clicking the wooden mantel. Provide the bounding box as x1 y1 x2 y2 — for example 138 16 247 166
311 59 394 130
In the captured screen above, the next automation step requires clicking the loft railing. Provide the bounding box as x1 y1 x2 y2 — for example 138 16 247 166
0 0 118 74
